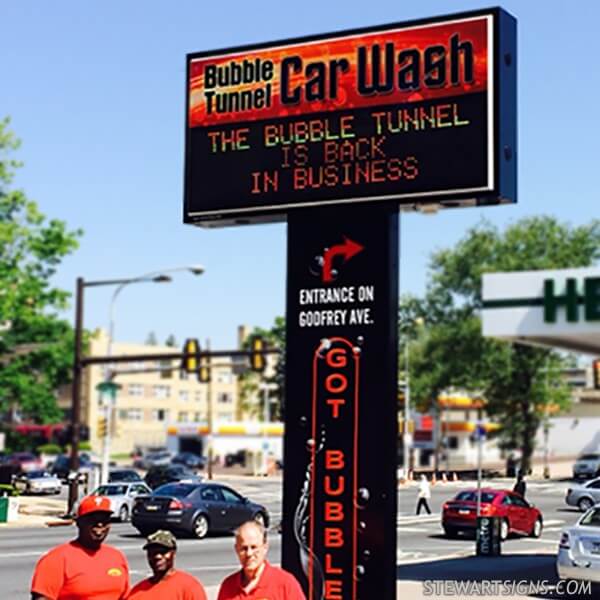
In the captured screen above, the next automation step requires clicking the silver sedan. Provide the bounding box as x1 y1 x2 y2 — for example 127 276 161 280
557 505 600 583
88 482 151 522
565 478 600 512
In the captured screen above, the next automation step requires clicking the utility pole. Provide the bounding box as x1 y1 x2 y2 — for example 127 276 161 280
206 338 214 480
68 277 84 516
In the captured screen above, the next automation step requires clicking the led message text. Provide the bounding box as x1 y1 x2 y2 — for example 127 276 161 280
184 11 516 224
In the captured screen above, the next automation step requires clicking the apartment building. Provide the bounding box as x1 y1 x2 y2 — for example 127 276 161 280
59 330 239 455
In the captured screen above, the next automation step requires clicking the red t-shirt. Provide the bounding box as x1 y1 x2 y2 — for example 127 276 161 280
128 570 207 600
217 562 306 600
31 540 129 600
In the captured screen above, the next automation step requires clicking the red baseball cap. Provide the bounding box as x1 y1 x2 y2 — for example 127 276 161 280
77 495 113 518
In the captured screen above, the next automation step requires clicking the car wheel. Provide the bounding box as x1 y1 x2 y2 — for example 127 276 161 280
254 512 267 527
500 519 509 541
578 497 594 512
118 505 129 522
443 526 458 538
530 517 543 538
192 514 209 539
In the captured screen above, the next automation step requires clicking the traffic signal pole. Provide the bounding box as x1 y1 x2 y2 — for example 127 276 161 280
68 277 84 516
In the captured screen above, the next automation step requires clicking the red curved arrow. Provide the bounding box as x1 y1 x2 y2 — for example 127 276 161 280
322 236 364 283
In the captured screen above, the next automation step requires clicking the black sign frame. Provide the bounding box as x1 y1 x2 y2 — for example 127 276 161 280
183 7 516 227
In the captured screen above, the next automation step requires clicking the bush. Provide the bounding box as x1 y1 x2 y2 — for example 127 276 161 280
0 484 19 497
78 441 92 451
37 443 62 455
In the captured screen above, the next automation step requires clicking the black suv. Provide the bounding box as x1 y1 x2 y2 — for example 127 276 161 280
144 464 202 489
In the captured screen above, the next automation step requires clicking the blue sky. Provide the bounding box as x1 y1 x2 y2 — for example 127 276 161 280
2 1 598 350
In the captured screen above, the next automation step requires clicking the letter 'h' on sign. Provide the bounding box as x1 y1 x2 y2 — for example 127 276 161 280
544 277 600 323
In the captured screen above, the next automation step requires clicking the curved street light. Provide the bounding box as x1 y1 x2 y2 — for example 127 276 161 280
100 264 205 483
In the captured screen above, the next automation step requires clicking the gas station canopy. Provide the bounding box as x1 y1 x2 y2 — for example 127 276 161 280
482 267 600 355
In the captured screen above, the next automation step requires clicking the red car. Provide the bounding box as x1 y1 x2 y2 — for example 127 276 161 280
7 452 42 473
442 488 543 540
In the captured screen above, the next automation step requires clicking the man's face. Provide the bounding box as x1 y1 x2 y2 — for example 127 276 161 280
146 545 175 576
235 524 268 577
77 511 112 548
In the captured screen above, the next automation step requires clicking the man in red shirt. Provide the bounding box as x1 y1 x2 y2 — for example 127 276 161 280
218 520 306 600
129 530 207 599
31 495 129 600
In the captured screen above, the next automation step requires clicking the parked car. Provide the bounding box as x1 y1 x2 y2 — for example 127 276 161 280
49 454 93 482
137 451 172 471
225 450 246 467
85 481 152 522
13 470 62 495
573 454 600 480
132 446 169 469
132 482 269 538
144 464 202 489
565 478 600 512
108 468 143 483
172 452 206 470
7 452 42 473
557 504 600 583
442 488 543 540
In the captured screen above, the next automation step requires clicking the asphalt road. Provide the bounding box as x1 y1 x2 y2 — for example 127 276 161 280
0 476 593 599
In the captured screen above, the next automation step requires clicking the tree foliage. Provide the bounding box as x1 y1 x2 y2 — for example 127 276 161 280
405 217 600 471
0 118 82 425
238 317 285 421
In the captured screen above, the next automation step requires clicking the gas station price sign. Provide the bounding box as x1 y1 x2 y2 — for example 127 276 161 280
184 8 516 226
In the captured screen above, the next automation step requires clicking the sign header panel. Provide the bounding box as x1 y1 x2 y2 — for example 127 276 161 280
184 8 516 226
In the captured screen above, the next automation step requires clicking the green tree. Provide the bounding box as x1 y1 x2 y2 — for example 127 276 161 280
0 118 82 427
165 333 177 347
145 331 158 345
407 216 600 472
238 317 285 421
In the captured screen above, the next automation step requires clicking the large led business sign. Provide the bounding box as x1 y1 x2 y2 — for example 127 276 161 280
184 8 516 226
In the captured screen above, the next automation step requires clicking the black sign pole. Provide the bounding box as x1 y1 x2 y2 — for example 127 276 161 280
283 203 398 600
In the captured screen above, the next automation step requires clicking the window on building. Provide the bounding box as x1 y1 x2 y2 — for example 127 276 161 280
153 409 169 422
153 385 170 399
217 413 234 422
160 359 173 379
180 370 189 381
119 409 143 421
128 384 144 397
216 371 234 384
194 391 204 403
217 392 232 404
179 390 189 402
194 411 203 422
448 436 459 450
178 412 190 423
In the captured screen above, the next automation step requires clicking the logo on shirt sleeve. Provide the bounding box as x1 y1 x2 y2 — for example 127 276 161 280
107 568 123 577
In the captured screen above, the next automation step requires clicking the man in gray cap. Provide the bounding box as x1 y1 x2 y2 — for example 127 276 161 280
129 530 207 599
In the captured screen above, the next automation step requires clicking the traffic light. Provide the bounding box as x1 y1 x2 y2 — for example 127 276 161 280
198 355 211 383
97 417 108 439
250 335 267 372
593 359 600 389
182 338 200 373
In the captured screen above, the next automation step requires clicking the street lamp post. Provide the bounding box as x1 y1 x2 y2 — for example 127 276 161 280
68 265 204 513
259 382 278 475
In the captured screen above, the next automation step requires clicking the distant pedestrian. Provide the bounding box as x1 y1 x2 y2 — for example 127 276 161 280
218 520 306 600
513 471 527 498
30 496 129 600
416 474 432 515
129 530 207 599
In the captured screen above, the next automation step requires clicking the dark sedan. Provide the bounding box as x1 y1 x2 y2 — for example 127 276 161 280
144 464 202 489
172 452 206 470
131 482 269 539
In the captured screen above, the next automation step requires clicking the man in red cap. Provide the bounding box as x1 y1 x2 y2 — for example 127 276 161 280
31 495 130 600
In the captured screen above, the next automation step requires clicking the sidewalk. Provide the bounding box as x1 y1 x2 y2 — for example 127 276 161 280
0 495 70 529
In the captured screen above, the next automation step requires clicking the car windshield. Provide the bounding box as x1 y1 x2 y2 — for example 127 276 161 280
580 508 600 527
579 454 600 461
154 483 197 498
28 470 51 479
454 491 497 503
95 485 127 496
